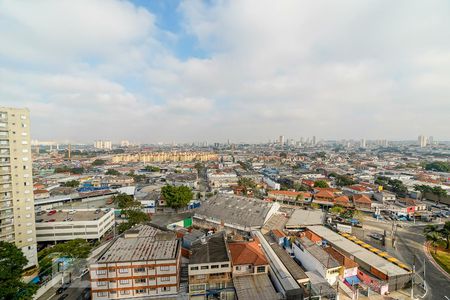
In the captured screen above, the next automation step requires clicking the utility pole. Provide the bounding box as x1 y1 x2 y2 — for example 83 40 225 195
411 255 416 299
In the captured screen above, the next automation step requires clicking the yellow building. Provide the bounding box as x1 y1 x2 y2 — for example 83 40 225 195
112 152 218 163
0 107 38 268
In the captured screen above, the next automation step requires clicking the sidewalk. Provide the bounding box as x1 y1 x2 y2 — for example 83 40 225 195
423 242 450 280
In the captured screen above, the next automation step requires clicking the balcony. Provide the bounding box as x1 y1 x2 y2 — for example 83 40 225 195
189 273 231 284
0 211 13 220
0 220 13 228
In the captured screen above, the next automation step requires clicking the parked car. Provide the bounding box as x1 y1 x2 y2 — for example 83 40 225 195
36 219 44 223
58 294 69 300
369 233 384 241
94 209 101 214
68 210 76 215
47 210 57 216
47 219 56 222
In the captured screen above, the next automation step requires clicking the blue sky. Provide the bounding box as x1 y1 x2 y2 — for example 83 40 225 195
0 0 449 143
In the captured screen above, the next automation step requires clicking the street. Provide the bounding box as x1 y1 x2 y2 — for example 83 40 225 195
362 219 450 300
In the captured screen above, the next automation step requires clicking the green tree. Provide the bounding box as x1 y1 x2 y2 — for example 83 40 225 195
425 161 450 172
314 180 329 188
335 175 355 187
0 241 38 300
440 221 450 249
330 206 345 215
426 231 442 255
92 159 106 166
106 169 120 176
62 180 80 188
161 185 193 209
114 193 140 209
118 210 150 234
293 182 309 192
310 203 320 209
144 165 160 172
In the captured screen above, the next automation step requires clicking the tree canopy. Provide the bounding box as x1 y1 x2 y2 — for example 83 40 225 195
105 169 120 176
62 180 80 188
161 185 193 209
92 159 106 166
144 165 160 172
114 193 140 209
314 180 329 188
118 209 150 234
425 161 450 172
0 241 38 300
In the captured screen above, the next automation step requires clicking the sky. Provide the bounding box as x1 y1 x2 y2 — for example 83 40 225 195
1 0 449 144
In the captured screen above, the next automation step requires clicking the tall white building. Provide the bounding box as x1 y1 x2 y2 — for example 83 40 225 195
360 138 366 148
0 107 38 268
120 140 130 147
94 140 112 150
279 135 285 145
418 135 427 148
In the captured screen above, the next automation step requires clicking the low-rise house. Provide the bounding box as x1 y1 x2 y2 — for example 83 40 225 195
188 233 235 300
333 195 352 207
166 173 198 189
397 198 427 214
34 189 50 200
292 237 342 285
373 191 396 203
353 194 372 211
267 190 312 206
313 190 335 205
324 247 358 281
228 240 269 276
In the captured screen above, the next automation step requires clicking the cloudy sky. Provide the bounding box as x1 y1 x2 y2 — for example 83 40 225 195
1 0 449 143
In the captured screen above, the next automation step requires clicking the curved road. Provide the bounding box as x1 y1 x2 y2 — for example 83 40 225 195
362 219 450 300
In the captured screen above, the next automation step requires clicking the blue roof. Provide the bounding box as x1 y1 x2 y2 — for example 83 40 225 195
345 275 360 285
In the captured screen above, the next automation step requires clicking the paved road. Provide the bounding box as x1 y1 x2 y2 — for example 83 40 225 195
44 273 90 300
362 219 450 300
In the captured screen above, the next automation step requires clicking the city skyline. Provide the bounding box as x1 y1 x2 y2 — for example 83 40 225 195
1 1 450 142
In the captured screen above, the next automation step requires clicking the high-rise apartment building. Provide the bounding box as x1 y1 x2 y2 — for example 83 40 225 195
418 135 427 148
279 135 285 145
0 107 38 268
94 140 112 150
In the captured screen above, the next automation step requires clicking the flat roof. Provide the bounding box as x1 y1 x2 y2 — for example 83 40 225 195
37 209 109 222
306 226 409 277
194 194 275 228
286 209 325 228
190 232 230 264
233 274 279 300
97 225 179 263
297 237 340 269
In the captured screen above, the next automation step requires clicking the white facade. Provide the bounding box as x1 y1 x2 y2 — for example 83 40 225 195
263 177 280 190
35 209 114 242
0 107 38 268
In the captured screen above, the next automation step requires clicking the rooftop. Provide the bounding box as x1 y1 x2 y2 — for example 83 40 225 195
190 232 230 264
306 226 409 277
37 209 109 222
286 209 325 228
233 274 278 300
97 225 179 263
228 240 268 266
297 237 340 269
194 194 276 228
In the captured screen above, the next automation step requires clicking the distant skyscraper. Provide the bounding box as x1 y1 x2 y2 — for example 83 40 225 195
428 136 434 146
360 139 366 148
312 136 316 146
120 140 130 147
279 135 285 145
418 135 427 148
95 140 112 150
0 107 38 268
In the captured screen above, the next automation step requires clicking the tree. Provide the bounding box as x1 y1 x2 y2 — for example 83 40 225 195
293 182 309 192
114 193 140 209
92 159 106 166
161 185 193 209
310 203 320 209
118 210 150 234
62 180 80 188
441 221 450 249
38 239 93 260
334 175 355 187
329 206 345 215
144 165 160 172
314 180 329 188
0 241 38 300
425 161 450 172
426 231 442 254
106 169 120 176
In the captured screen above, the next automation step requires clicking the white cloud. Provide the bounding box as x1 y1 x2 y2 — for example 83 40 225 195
0 0 449 143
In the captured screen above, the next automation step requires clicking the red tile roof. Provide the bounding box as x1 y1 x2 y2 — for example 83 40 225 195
353 194 371 204
228 241 269 266
315 190 335 198
268 190 312 197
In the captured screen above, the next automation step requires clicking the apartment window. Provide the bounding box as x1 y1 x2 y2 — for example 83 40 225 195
160 276 170 282
96 292 107 297
200 266 209 270
97 281 107 286
21 115 26 120
257 266 266 273
211 265 219 269
221 264 229 268
96 270 107 275
190 266 199 271
134 267 145 273
161 287 170 292
118 268 128 274
120 290 130 295
135 289 146 294
160 266 170 271
119 279 129 285
135 278 146 284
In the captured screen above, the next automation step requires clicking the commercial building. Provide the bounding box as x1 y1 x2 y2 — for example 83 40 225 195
35 209 114 242
267 191 312 206
89 225 181 299
285 209 325 230
95 140 112 150
306 226 411 293
193 194 280 234
0 107 38 268
112 152 218 163
188 232 235 300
